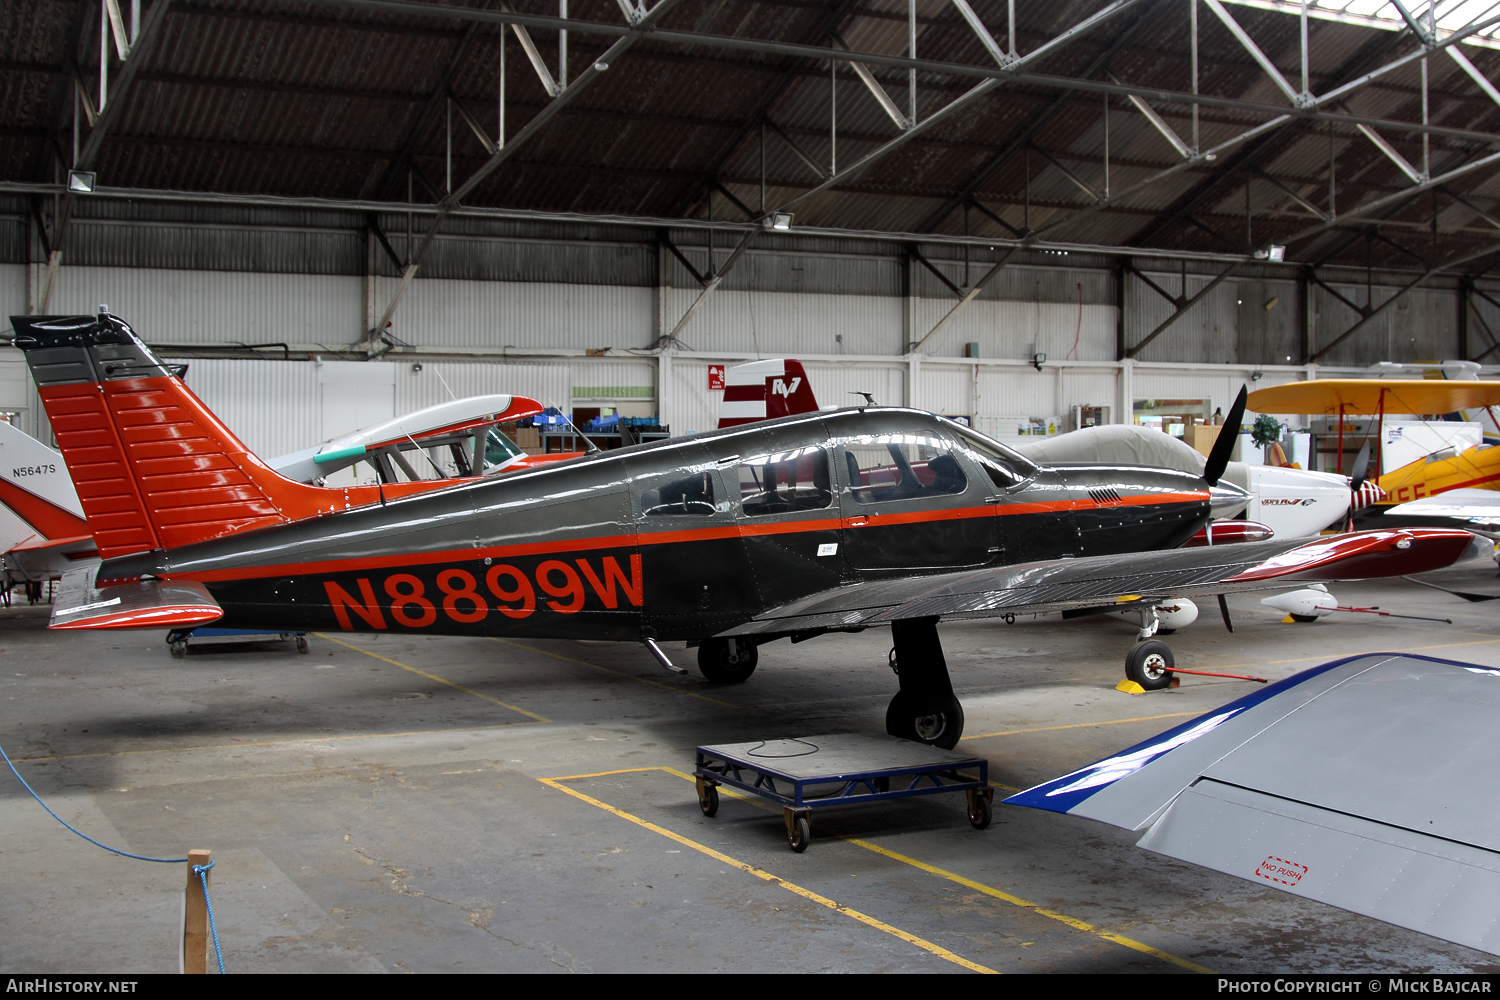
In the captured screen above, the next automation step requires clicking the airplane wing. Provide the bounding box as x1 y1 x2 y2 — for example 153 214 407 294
716 528 1471 637
1387 488 1500 527
1248 378 1500 415
49 568 222 630
1002 652 1500 956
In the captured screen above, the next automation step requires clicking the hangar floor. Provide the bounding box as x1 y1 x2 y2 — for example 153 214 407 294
3 566 1499 975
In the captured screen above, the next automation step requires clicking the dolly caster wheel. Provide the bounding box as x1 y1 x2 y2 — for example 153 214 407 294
786 812 811 853
296 636 309 654
170 640 187 659
1125 640 1175 691
967 789 994 830
697 779 719 817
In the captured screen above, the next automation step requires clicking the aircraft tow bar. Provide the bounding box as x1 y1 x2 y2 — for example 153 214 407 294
643 638 689 675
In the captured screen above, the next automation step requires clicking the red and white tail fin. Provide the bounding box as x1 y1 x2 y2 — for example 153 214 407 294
11 313 412 561
0 419 89 548
717 359 819 429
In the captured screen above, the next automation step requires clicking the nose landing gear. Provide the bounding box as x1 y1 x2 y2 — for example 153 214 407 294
884 617 965 750
1124 639 1176 691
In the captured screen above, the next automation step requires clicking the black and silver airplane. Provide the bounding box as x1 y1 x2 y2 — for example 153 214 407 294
10 313 1471 748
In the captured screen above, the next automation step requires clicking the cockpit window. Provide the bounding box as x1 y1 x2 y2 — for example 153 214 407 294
737 447 833 516
641 471 716 517
946 422 1038 490
480 427 524 474
844 434 967 503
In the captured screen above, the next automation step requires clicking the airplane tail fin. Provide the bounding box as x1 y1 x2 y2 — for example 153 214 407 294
10 313 348 560
0 419 89 543
717 359 819 429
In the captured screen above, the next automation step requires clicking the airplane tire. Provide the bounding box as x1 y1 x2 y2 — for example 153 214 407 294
697 638 758 684
1125 640 1175 690
885 690 964 750
1290 614 1319 623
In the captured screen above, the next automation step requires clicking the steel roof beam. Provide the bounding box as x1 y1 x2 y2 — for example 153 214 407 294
1125 260 1238 357
279 0 1500 144
381 0 688 346
1201 0 1303 105
1108 71 1193 157
1309 239 1500 361
910 248 1020 352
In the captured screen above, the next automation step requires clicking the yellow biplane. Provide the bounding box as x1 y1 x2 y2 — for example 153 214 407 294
1246 379 1500 514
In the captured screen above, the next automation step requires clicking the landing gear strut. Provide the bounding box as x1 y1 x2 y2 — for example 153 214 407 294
885 617 964 750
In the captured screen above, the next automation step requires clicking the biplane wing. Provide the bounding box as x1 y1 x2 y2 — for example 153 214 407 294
1247 378 1500 415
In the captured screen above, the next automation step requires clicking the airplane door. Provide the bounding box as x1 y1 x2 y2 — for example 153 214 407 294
836 431 996 575
627 443 756 638
729 435 846 605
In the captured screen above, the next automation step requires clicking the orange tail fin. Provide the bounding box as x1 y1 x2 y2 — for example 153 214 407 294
13 314 401 559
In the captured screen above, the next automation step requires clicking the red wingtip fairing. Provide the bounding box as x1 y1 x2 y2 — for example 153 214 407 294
1226 528 1474 583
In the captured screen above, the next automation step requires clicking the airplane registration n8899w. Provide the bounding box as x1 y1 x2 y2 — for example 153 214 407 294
10 313 1473 749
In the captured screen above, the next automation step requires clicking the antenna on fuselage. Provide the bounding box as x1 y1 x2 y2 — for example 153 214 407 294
850 391 876 406
546 398 602 455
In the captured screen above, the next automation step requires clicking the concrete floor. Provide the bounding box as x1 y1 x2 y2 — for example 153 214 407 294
4 565 1500 974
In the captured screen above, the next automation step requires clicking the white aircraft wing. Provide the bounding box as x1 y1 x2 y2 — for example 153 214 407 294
1004 652 1500 956
1387 488 1500 526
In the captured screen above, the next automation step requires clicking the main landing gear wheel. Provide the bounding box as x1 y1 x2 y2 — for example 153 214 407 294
697 638 758 684
1289 614 1319 623
885 690 965 750
1125 640 1175 691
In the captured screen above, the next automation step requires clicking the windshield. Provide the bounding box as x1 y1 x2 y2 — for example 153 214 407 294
945 421 1039 489
480 427 525 474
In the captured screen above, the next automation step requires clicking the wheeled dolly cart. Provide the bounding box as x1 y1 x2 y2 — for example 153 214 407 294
694 733 993 852
166 627 310 657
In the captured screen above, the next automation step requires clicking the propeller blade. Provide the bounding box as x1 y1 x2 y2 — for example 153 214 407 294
1204 385 1248 487
1350 441 1371 493
1401 575 1500 603
1217 593 1234 632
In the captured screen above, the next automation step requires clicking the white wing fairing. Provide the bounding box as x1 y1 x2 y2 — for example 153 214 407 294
1005 653 1500 956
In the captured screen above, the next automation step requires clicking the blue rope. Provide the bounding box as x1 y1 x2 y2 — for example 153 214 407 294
193 861 225 975
0 742 187 864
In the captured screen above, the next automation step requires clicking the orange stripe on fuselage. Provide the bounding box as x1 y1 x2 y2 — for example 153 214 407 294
135 492 1209 585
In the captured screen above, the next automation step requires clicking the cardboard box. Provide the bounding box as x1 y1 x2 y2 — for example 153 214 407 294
515 427 541 449
1191 424 1221 458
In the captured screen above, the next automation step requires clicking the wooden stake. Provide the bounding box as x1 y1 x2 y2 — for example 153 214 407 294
183 849 211 974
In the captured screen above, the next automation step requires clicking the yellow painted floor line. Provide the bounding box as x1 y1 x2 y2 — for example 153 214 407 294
319 633 550 721
961 711 1198 742
544 766 1206 974
537 773 997 974
13 721 541 764
487 637 739 708
847 838 1214 975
